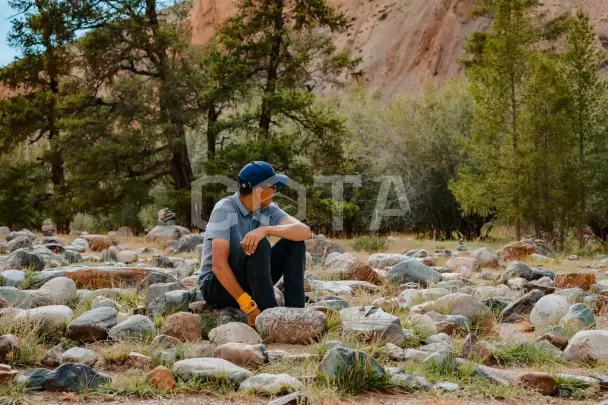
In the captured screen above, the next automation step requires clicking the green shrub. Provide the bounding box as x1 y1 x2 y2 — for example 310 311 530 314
322 355 390 395
493 341 563 367
351 236 388 253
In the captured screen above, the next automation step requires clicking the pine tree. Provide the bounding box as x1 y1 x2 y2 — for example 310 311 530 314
520 54 574 242
80 0 198 193
450 0 537 240
561 10 604 248
215 0 360 139
0 0 102 229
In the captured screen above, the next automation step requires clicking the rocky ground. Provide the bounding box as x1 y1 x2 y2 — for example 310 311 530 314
1 225 608 405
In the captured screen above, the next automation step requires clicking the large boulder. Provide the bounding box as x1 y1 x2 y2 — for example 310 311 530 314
117 250 138 264
160 312 202 342
555 288 586 304
305 237 345 259
500 241 536 261
1 249 45 272
172 358 251 385
0 287 54 309
39 277 77 305
502 261 534 281
555 273 596 291
323 254 381 284
43 364 111 392
108 315 156 341
6 230 34 242
13 305 73 333
499 289 544 323
30 266 178 289
15 368 49 390
1 270 25 287
432 293 494 333
564 330 608 362
7 236 32 253
209 322 262 345
0 335 21 363
82 235 113 252
368 254 411 269
213 343 268 368
529 295 570 327
146 225 191 241
238 373 302 394
255 308 325 344
66 307 118 343
471 248 499 268
398 288 449 309
446 257 479 273
513 372 557 396
174 234 205 253
467 285 511 302
340 306 405 345
146 289 195 316
145 282 184 305
60 348 99 367
387 260 441 287
559 303 595 331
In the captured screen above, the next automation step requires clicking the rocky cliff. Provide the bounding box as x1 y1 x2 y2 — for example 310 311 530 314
190 0 608 97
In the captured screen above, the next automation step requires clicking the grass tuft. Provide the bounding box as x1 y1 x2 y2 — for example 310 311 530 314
351 236 388 253
324 310 341 339
553 374 594 400
493 341 563 367
319 354 391 395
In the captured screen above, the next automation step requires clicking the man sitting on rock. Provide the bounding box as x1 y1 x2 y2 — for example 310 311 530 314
198 161 311 326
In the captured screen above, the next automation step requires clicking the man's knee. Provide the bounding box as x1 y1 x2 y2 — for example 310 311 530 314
274 238 305 252
255 237 272 254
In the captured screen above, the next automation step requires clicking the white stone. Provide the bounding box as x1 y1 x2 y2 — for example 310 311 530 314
530 295 570 327
564 330 608 362
13 305 73 333
40 277 77 304
173 358 251 385
238 373 302 394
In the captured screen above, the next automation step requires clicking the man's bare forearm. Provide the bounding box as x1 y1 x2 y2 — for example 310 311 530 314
264 223 311 241
212 262 246 301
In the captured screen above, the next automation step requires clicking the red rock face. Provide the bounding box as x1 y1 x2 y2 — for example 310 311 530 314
189 0 607 97
62 267 168 288
555 272 597 291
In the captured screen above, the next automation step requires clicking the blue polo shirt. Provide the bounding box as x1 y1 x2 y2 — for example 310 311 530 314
198 193 288 282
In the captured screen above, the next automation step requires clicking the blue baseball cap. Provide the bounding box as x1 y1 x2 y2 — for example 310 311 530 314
238 161 289 189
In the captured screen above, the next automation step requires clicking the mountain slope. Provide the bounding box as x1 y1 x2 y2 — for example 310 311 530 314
190 0 608 97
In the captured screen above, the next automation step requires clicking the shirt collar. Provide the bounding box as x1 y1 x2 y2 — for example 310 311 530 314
232 193 250 217
232 192 266 219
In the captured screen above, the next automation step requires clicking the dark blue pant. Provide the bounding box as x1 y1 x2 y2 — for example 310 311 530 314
200 238 306 310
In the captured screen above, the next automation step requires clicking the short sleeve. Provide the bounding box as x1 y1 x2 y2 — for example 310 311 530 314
205 201 237 241
268 202 289 226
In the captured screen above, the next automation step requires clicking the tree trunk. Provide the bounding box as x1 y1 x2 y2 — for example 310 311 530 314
207 105 219 159
259 0 284 137
511 72 521 241
147 0 193 192
37 0 69 230
579 100 585 249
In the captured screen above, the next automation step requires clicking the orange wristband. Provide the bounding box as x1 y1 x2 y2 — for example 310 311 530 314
237 293 258 314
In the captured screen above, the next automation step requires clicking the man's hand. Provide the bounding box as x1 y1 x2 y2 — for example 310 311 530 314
240 227 269 255
247 307 261 326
